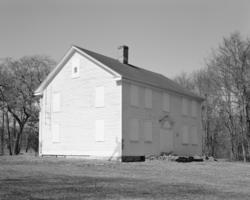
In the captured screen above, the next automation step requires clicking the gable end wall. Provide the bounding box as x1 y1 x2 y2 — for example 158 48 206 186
39 51 122 158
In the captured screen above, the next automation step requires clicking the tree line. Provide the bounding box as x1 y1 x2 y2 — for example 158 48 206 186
174 32 250 161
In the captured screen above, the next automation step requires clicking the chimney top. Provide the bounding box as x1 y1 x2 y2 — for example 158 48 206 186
118 45 129 64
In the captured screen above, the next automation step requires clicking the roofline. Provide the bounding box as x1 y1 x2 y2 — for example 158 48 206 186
34 46 121 96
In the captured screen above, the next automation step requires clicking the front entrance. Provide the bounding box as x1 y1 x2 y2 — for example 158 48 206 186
160 128 173 153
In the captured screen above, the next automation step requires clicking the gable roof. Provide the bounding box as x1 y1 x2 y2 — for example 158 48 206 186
74 46 203 101
35 45 203 101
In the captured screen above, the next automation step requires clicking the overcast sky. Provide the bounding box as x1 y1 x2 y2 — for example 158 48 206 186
0 0 250 78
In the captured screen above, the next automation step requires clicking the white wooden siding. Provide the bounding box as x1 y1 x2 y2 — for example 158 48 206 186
52 123 60 143
95 120 105 141
95 86 105 107
122 80 202 157
52 92 61 112
40 51 122 157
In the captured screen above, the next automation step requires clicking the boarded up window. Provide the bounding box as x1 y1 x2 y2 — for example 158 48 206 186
182 98 188 116
71 57 80 78
145 88 152 108
191 101 197 117
144 121 153 142
163 93 170 112
182 125 189 144
52 123 60 143
130 85 139 107
191 126 198 145
95 86 104 107
129 118 139 141
95 120 105 142
52 93 61 112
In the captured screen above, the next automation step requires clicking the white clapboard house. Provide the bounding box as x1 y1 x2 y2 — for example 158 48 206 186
35 45 204 161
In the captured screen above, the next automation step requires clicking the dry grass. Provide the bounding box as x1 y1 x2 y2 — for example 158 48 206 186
0 155 250 199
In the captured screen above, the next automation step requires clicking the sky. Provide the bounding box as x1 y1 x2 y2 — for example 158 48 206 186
0 0 250 78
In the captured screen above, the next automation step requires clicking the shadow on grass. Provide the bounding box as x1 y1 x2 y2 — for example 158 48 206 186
0 175 248 200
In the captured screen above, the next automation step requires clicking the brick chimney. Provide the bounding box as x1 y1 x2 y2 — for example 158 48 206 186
118 45 129 64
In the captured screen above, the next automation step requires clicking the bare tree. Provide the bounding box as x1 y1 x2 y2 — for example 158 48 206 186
174 32 250 161
0 56 55 155
0 106 4 155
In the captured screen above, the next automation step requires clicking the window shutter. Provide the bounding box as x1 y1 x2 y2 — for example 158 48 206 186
52 123 60 143
182 125 189 144
163 93 170 112
182 98 188 116
130 85 139 106
191 126 198 144
145 88 152 108
52 93 61 112
129 119 139 141
191 101 197 117
144 121 153 142
95 86 105 107
95 120 105 142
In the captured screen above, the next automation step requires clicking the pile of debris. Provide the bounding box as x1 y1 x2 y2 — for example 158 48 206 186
146 153 217 163
175 155 203 162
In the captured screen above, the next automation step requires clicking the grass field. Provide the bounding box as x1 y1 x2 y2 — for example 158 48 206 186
0 155 250 200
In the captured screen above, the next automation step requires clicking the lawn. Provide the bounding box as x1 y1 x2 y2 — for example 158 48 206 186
0 156 250 200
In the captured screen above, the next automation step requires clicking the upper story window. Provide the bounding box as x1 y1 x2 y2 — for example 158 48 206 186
182 98 188 116
191 100 197 117
145 88 152 108
52 92 61 112
163 93 170 112
130 84 139 107
95 86 105 107
71 57 80 78
129 118 139 141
